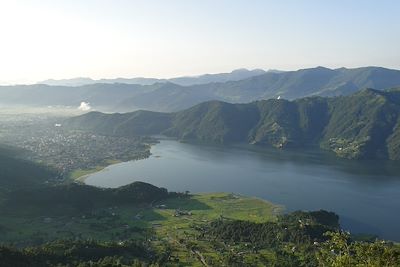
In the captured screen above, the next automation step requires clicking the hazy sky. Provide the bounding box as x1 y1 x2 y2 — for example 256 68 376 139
0 0 399 84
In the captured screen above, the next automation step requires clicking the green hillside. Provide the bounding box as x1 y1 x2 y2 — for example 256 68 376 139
2 181 171 216
165 101 260 143
64 110 172 136
65 88 400 160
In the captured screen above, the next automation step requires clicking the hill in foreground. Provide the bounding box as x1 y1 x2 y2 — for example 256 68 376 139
1 188 399 266
0 146 56 193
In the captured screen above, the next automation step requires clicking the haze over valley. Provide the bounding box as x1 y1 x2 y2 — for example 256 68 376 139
1 1 400 266
2 66 400 113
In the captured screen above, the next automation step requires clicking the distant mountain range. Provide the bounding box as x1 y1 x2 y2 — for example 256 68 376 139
65 88 400 161
38 68 267 87
1 66 400 112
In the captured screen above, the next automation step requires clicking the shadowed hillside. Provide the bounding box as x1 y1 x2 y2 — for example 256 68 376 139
0 146 57 193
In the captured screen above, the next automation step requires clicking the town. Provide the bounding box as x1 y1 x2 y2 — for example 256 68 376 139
0 114 155 179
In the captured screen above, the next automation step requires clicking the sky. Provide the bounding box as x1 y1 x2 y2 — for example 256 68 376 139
0 0 399 84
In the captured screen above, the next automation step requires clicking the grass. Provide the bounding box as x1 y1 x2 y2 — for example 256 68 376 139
0 192 280 241
147 193 283 266
155 192 280 223
0 192 282 264
69 159 122 181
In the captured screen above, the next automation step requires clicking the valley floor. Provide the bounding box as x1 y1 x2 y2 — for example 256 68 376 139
0 192 283 265
2 190 399 266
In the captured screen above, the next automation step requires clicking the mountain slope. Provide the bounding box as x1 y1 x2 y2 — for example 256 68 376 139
211 66 400 101
64 110 172 136
169 68 266 86
65 88 400 160
321 89 400 159
165 101 260 142
0 146 56 192
3 67 400 112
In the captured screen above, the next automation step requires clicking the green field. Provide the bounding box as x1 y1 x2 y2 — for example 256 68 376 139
69 159 122 181
148 193 282 266
2 190 399 266
0 191 281 265
0 192 280 245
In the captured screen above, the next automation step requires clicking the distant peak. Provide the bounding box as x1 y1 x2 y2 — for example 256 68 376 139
267 69 285 73
231 68 250 73
297 66 333 73
231 68 266 74
315 66 333 71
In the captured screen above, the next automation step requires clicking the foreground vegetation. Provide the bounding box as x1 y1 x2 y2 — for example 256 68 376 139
1 182 400 266
1 208 400 266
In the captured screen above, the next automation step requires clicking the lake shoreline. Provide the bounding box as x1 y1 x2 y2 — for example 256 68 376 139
71 136 179 183
69 142 158 183
82 139 400 241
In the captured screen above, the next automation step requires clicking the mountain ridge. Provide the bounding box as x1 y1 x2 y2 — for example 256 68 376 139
1 66 400 112
38 68 267 87
65 88 400 161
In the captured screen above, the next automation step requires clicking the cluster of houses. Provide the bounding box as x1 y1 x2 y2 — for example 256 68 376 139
5 124 152 178
154 204 193 217
174 209 192 217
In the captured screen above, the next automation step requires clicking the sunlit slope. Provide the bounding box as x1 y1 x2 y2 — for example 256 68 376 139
66 88 400 160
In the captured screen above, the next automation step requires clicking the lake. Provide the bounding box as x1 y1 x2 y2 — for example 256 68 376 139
85 139 400 241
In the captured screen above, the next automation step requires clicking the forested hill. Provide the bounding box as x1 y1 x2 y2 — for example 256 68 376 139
2 66 400 112
65 88 400 160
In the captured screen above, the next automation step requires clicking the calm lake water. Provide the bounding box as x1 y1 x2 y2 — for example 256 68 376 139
86 139 400 241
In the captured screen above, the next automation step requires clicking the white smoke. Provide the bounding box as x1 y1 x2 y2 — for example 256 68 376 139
78 101 91 111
